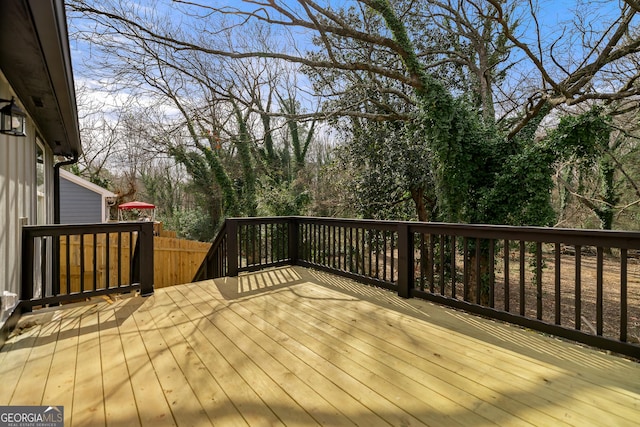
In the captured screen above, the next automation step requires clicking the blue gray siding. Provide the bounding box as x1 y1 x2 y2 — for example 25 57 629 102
60 177 103 224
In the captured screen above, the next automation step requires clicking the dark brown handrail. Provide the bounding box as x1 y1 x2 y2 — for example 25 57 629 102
193 221 229 281
194 217 293 281
196 216 640 359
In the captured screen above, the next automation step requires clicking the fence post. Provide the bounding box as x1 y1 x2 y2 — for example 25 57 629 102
227 219 239 276
288 217 299 265
139 221 154 296
397 223 413 298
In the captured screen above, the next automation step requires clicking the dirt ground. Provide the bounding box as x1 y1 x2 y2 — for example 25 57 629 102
519 249 640 344
419 245 640 344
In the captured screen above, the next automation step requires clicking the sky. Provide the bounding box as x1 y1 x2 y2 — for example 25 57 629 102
66 0 634 130
68 0 629 80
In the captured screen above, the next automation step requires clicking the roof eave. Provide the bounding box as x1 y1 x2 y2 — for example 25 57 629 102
0 0 81 157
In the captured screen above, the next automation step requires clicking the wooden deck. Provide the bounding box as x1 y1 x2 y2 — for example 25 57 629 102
1 266 639 426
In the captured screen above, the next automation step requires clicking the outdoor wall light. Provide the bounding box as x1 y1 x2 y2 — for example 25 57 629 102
0 97 27 137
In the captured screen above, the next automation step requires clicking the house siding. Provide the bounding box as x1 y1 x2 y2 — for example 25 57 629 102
60 177 103 224
1 1 81 340
0 74 54 302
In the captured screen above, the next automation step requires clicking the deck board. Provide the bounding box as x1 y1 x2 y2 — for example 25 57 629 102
1 266 639 426
71 304 106 426
195 281 479 426
0 311 48 404
165 284 285 426
118 298 177 427
42 304 96 416
98 306 140 427
8 314 59 406
182 287 324 426
177 283 408 427
145 292 249 426
132 295 210 426
234 283 542 426
264 281 626 426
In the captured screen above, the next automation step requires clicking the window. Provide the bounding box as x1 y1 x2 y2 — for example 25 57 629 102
36 139 46 224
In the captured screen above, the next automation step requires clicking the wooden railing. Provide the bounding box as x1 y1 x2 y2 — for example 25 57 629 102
196 217 640 359
193 218 295 281
193 222 228 281
21 222 154 309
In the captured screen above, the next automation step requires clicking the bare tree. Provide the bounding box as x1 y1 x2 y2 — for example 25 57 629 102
66 0 640 227
68 0 640 134
68 0 324 221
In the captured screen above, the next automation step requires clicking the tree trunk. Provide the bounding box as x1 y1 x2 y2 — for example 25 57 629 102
466 246 491 306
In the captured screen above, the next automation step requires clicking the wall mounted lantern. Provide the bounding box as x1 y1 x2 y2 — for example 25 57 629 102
0 97 27 137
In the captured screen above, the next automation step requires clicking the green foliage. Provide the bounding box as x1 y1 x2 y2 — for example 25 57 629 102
169 144 240 217
597 158 617 229
338 119 436 221
231 101 257 216
432 105 611 227
256 177 311 217
279 97 316 172
421 96 502 223
546 106 615 229
546 107 611 163
367 1 507 223
140 166 220 241
478 143 557 226
368 4 614 228
166 98 319 234
140 169 178 219
161 207 216 242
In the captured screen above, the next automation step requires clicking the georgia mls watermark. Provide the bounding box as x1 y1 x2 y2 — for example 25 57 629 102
0 406 63 427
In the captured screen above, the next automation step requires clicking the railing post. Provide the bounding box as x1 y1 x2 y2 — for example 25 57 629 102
20 227 34 312
139 221 154 296
52 236 60 300
397 223 413 298
227 219 239 276
288 217 299 265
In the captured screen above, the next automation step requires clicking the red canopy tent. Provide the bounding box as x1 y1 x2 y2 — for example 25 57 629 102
118 201 155 210
118 201 156 221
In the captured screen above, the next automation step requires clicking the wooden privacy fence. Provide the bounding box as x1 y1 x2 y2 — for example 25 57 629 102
59 235 211 290
153 237 211 288
60 233 129 293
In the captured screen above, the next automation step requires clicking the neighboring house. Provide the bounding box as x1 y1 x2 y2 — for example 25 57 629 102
0 1 81 322
59 169 116 224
